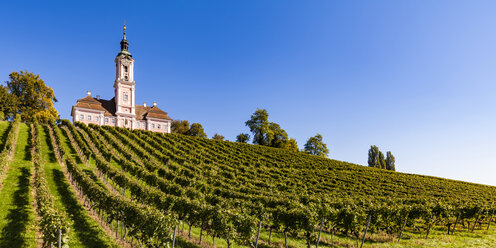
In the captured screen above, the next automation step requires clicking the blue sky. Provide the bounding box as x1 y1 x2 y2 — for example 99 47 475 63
1 1 496 186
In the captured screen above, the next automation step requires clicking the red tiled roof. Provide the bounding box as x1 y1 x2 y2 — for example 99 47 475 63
73 94 171 120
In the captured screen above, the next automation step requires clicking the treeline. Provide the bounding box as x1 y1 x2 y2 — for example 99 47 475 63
172 108 330 158
368 145 395 171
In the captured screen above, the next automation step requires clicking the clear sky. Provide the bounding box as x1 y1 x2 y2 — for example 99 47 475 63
1 1 496 186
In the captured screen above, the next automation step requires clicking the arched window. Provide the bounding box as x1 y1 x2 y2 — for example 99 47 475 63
124 93 128 102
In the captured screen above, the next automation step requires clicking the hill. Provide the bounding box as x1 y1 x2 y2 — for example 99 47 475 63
0 119 495 248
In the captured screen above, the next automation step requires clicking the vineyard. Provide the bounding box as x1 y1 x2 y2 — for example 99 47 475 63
0 119 495 247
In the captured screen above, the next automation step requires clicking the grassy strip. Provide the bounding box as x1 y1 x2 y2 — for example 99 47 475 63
31 123 69 247
0 116 21 176
0 123 36 247
39 124 120 247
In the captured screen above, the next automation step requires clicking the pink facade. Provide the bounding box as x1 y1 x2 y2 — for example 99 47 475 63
71 26 172 133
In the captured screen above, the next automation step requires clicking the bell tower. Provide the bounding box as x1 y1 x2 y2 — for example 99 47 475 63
114 24 136 119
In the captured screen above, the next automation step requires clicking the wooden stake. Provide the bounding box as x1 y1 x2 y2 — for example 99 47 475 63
360 215 371 248
398 212 409 243
172 224 177 248
255 221 262 248
316 218 324 248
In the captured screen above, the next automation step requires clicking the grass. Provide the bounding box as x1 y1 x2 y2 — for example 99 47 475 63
39 125 120 247
178 220 496 248
0 123 36 248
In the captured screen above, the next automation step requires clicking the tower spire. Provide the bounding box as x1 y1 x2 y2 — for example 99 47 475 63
123 21 126 39
118 22 131 57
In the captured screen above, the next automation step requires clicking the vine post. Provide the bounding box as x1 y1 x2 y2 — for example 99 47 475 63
316 218 324 248
255 221 262 248
398 212 409 243
360 214 371 248
58 229 61 248
172 224 177 248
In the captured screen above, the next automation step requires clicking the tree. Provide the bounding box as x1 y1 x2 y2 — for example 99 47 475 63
236 133 250 143
0 85 18 120
268 122 289 148
245 108 270 146
385 151 396 171
283 138 299 152
378 151 386 169
368 145 380 168
188 123 207 138
212 133 224 141
304 134 329 157
245 108 290 148
5 71 58 122
171 120 190 135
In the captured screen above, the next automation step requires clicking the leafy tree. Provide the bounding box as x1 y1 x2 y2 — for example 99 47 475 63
188 123 207 138
0 85 17 120
212 133 224 141
368 145 380 168
245 108 290 148
268 122 288 148
304 134 329 157
5 71 58 122
386 151 396 171
283 138 299 152
369 146 395 171
236 133 250 143
378 151 386 169
171 120 190 135
245 108 270 146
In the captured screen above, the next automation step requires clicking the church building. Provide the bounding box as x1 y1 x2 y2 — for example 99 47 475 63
71 26 172 133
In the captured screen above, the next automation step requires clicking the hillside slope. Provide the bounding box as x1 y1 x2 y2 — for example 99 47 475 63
61 120 496 247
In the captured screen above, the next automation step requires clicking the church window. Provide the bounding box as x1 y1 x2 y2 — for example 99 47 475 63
157 124 161 129
80 114 84 120
124 93 128 102
151 124 155 128
88 116 91 121
125 75 128 81
105 118 109 123
112 118 116 124
95 116 99 122
124 66 128 72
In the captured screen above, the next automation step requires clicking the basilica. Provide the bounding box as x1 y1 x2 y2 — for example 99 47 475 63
71 26 172 133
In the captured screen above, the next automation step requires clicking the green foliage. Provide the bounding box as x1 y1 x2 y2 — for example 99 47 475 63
6 71 58 122
171 120 190 135
0 85 18 120
30 123 70 247
188 123 207 138
0 115 21 172
386 151 396 171
245 108 270 146
245 108 291 149
267 123 288 148
368 145 380 168
369 145 396 171
303 134 329 157
283 138 299 152
39 119 496 247
236 133 250 143
212 133 225 141
378 151 386 169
